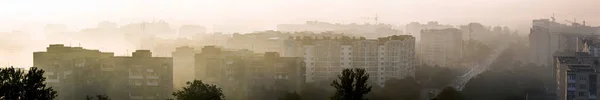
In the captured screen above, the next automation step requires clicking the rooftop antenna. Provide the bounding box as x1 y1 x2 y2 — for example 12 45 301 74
551 13 556 22
375 14 379 25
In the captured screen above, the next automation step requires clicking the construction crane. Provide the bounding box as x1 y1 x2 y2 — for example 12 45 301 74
565 19 581 26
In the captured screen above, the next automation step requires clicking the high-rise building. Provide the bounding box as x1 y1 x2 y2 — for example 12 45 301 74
405 21 454 42
420 28 463 67
277 21 401 39
172 46 196 88
554 52 600 100
529 19 600 67
192 46 305 100
282 35 416 86
33 44 173 100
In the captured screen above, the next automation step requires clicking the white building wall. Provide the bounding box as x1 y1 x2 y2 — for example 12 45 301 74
283 37 416 86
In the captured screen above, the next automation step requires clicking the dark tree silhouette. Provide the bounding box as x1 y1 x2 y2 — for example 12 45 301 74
431 87 465 100
331 68 372 100
85 94 111 100
299 83 330 100
0 67 57 100
372 77 421 100
279 92 301 100
173 80 225 100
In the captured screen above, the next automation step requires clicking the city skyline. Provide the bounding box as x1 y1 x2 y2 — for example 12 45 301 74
2 0 600 34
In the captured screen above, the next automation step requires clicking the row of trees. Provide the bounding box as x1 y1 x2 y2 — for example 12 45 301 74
0 66 458 100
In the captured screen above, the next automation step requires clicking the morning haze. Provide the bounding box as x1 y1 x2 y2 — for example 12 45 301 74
0 0 599 100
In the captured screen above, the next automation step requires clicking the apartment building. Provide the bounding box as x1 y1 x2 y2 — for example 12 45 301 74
172 46 196 88
420 28 463 68
192 46 305 100
530 19 600 67
33 44 173 100
554 52 600 100
282 35 416 86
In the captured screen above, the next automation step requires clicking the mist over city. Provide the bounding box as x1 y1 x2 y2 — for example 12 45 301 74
1 0 599 100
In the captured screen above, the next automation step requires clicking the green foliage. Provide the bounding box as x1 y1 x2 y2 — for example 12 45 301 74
431 87 465 100
415 65 457 89
331 68 372 100
0 67 57 100
279 92 301 100
372 77 421 100
85 94 111 100
461 63 546 100
173 80 225 100
462 43 548 100
299 83 330 100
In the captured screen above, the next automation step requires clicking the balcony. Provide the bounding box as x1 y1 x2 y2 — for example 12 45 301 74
568 79 576 83
129 75 143 79
567 87 576 91
147 81 159 86
146 75 159 79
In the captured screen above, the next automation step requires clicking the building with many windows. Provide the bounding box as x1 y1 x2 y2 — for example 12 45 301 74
192 46 305 100
554 52 600 100
282 35 416 86
420 28 463 67
33 44 173 100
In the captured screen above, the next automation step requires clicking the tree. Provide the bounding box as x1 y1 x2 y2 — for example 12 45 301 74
173 80 225 100
431 87 465 100
299 83 330 100
331 68 372 100
372 77 421 100
85 94 111 100
0 67 57 100
279 92 301 100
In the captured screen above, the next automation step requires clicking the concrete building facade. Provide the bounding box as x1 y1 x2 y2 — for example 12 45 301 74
420 28 463 67
34 44 173 100
530 19 600 67
554 52 600 100
192 46 305 100
282 35 416 86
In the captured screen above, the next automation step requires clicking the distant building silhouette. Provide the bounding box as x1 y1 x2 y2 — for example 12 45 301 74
420 28 463 68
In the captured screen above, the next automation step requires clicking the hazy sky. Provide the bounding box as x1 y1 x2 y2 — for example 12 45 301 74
2 0 600 67
1 0 600 33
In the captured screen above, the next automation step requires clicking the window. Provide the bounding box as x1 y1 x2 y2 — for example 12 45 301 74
580 84 587 89
579 92 586 96
581 76 587 80
349 53 352 55
568 83 576 88
568 74 576 80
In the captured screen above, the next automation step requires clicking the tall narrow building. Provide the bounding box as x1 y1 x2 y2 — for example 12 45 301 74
172 46 196 88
